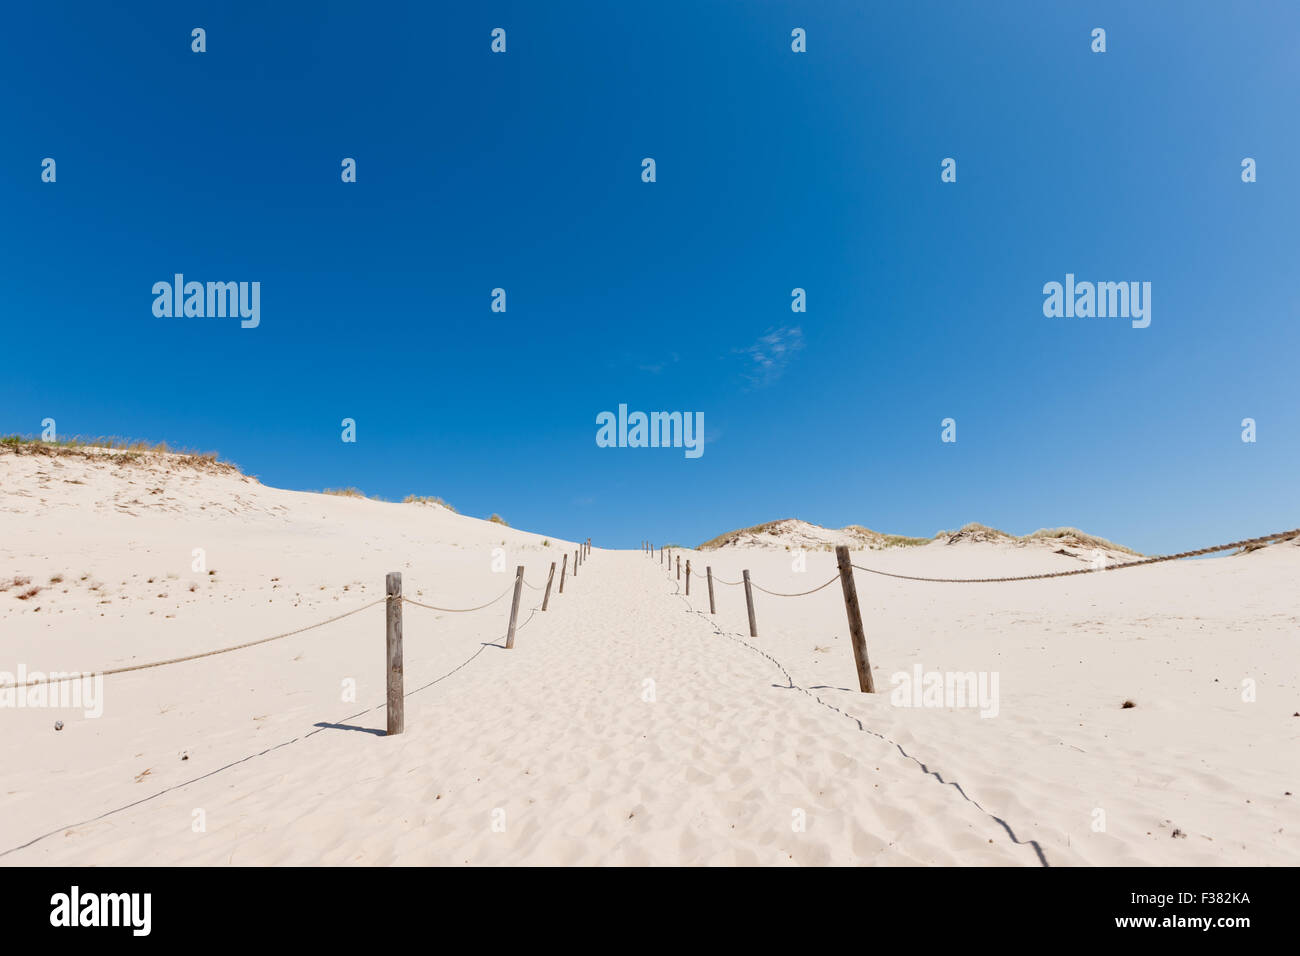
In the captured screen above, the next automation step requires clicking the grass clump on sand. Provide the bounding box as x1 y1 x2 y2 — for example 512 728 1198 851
488 514 509 526
1023 527 1140 556
697 519 795 550
403 494 456 512
322 488 392 502
846 525 930 547
701 517 1140 555
0 434 234 473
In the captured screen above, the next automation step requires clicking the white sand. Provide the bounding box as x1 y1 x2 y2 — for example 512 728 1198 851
1 447 1296 865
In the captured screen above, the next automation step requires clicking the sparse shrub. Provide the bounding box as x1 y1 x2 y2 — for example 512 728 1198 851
323 488 367 498
0 434 231 472
402 494 457 512
488 514 508 526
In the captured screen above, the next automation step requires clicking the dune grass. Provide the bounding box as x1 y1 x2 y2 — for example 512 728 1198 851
403 494 457 512
701 518 1140 554
1022 527 1140 555
0 434 233 471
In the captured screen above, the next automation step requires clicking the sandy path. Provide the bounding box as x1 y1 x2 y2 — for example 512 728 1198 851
2 551 1041 866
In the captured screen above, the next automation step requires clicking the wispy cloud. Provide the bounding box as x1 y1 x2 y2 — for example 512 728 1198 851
638 351 680 375
735 326 804 387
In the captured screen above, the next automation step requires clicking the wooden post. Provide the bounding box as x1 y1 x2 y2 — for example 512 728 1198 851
559 553 568 593
676 555 680 580
686 559 691 595
835 546 875 692
542 561 556 611
505 565 524 649
574 548 579 575
707 566 716 614
386 572 404 736
742 569 757 637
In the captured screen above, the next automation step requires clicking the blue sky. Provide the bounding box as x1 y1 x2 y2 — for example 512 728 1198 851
2 1 1296 554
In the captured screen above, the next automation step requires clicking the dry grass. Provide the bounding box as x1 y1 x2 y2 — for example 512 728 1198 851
1023 527 1140 556
0 434 237 474
698 519 797 550
322 487 368 498
847 525 930 547
403 494 456 512
488 514 509 527
702 519 1139 554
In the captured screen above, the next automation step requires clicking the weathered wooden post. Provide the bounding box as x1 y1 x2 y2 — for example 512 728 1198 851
542 561 556 611
742 569 757 637
676 555 680 580
386 571 404 736
706 566 716 614
559 553 568 593
835 546 875 692
686 559 691 595
574 548 579 575
505 565 525 649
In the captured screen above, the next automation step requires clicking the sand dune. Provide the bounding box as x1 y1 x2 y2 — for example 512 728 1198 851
1 447 1296 865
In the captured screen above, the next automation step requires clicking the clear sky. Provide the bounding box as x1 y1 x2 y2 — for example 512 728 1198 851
3 1 1296 554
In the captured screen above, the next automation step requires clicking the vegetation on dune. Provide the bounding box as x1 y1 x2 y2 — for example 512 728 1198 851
322 487 371 499
403 494 457 512
697 519 797 550
488 513 509 526
846 525 930 547
1022 527 1140 556
700 518 1140 555
0 434 234 472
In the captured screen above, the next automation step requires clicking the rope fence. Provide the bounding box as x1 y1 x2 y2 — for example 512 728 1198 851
1 537 600 737
650 527 1299 695
0 598 387 691
848 527 1300 584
